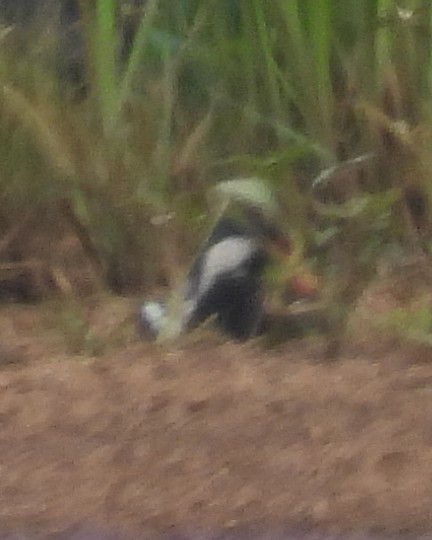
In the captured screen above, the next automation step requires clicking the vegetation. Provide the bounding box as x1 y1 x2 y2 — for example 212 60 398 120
1 0 432 351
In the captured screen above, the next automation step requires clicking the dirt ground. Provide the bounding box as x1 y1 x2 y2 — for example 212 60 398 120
1 297 432 539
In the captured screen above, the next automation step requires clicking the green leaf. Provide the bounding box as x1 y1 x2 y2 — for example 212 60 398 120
212 177 278 216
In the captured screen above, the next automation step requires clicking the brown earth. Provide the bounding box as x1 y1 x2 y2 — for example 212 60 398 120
1 297 432 538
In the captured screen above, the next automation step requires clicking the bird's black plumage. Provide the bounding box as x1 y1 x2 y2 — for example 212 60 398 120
182 218 268 340
139 211 288 341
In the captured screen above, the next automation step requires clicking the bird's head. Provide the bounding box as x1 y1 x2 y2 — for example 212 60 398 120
244 206 318 302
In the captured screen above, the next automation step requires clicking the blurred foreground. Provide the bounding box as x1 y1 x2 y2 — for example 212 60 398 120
1 295 432 538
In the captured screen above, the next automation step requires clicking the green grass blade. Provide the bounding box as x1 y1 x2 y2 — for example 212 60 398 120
117 0 160 112
94 0 118 133
306 0 334 148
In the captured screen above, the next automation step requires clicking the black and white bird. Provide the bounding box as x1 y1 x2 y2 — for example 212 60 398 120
139 206 306 341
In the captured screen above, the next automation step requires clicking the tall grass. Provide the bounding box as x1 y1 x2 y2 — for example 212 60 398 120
0 0 431 318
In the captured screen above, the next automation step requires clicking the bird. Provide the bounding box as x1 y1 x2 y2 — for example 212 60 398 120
181 215 271 340
139 205 316 342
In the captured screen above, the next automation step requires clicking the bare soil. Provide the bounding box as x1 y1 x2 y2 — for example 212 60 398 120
1 298 432 538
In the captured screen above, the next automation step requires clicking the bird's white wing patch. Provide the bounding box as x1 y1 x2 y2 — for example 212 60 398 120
140 302 166 335
196 236 258 300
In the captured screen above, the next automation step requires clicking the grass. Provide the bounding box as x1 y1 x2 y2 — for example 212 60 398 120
0 0 432 352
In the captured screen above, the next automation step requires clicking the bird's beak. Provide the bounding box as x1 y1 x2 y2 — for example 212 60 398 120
264 224 292 254
288 273 318 300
